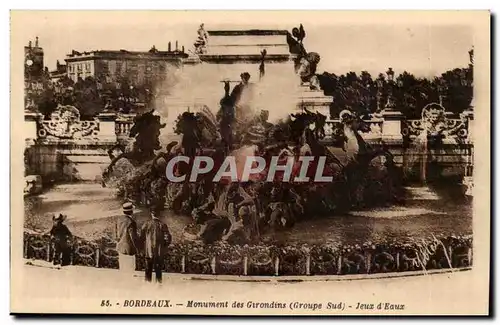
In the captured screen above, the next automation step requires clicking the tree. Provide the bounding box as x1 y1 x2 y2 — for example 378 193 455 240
314 51 472 120
394 71 420 119
439 68 473 114
73 77 102 119
36 88 58 118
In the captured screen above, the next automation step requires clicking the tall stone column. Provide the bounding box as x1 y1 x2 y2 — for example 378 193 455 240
460 108 474 181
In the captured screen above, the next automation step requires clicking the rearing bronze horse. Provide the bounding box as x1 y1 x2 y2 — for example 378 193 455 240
101 109 166 184
338 110 403 208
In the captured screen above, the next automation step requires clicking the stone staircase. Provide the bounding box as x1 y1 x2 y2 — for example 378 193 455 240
25 142 114 184
58 147 112 182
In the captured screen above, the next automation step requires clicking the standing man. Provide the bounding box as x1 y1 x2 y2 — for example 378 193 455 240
116 202 139 274
141 207 172 283
49 214 72 267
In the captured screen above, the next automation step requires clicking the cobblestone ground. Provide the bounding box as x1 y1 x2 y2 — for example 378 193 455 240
24 182 472 244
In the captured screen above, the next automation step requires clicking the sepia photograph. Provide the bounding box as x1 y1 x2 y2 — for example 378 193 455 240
10 10 491 315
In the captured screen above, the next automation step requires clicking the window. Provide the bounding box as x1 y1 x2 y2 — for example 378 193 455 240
102 62 109 74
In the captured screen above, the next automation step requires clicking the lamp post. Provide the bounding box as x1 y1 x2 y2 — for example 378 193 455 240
126 85 136 113
380 67 403 144
385 68 396 111
386 67 394 83
376 76 384 113
437 82 444 106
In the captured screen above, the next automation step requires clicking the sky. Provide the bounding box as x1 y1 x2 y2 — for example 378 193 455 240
14 11 473 78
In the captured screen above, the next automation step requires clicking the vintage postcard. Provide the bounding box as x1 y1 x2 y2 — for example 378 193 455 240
10 10 490 315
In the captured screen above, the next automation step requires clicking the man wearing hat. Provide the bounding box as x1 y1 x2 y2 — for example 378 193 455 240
49 214 72 266
116 202 139 274
140 206 172 283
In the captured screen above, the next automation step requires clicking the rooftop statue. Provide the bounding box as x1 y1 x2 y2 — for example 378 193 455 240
102 109 166 183
194 23 208 54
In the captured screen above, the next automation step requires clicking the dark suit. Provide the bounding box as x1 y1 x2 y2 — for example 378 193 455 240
116 215 138 255
140 217 172 283
50 223 72 266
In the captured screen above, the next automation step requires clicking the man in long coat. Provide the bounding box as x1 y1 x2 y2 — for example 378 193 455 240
140 207 172 283
49 214 72 266
116 202 139 273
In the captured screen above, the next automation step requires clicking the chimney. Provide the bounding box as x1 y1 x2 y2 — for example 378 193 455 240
175 40 178 51
182 45 185 53
168 41 171 52
35 36 39 47
28 40 32 48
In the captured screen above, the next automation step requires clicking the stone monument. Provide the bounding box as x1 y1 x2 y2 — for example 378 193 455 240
163 25 334 138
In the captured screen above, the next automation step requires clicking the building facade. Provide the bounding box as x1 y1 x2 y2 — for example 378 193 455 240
24 37 44 81
64 47 188 85
49 60 68 83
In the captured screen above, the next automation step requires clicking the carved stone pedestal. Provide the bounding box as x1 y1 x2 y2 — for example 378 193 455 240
295 84 333 117
97 112 117 143
381 109 404 144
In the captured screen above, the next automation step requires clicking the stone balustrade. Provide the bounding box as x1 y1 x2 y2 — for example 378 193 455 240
324 117 385 144
24 108 136 145
322 106 474 146
24 107 138 183
114 114 135 143
24 105 474 152
23 103 474 187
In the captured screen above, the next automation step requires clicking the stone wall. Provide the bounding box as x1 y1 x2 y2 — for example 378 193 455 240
25 141 114 184
24 108 131 184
